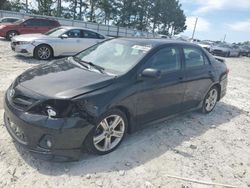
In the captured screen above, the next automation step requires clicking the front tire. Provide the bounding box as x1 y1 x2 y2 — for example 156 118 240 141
34 44 53 60
6 30 18 40
202 86 219 113
84 109 128 155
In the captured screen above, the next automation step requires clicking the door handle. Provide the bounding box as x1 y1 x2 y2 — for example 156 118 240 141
178 76 183 81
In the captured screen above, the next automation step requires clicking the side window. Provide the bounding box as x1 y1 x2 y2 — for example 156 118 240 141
147 47 181 72
65 29 81 38
83 30 98 39
38 19 49 26
24 19 38 26
183 47 205 68
97 34 105 39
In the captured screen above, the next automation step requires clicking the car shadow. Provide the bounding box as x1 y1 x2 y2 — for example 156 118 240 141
14 54 64 64
14 101 248 176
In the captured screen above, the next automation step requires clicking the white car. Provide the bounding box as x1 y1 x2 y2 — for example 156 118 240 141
11 26 107 60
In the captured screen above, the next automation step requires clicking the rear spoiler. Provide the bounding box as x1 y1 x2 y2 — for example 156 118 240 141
215 58 225 63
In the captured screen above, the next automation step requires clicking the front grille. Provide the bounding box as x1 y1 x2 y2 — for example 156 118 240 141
12 95 37 110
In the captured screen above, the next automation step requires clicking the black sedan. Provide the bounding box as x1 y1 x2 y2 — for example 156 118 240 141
3 38 228 161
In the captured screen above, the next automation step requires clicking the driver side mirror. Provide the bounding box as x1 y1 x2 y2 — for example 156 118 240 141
139 68 161 79
60 34 68 39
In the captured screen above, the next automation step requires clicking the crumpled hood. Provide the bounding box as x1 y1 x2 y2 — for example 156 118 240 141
12 34 54 42
15 58 115 99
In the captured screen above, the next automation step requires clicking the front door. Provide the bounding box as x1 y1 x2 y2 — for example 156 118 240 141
135 45 186 126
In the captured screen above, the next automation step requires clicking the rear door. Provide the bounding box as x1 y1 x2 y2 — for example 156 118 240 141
135 45 186 125
36 19 54 33
181 45 214 110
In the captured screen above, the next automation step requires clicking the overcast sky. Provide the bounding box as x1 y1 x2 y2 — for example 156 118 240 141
179 0 250 43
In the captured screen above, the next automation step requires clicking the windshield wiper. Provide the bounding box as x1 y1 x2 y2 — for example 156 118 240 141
73 57 105 74
85 61 105 74
72 56 89 69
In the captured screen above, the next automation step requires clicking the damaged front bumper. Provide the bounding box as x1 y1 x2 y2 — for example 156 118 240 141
3 93 94 161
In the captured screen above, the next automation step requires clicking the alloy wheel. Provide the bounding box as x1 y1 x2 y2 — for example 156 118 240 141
93 115 125 152
37 46 51 60
205 88 218 112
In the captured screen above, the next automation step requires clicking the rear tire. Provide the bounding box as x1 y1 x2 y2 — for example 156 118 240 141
84 109 128 155
201 86 219 114
34 44 53 60
6 30 18 40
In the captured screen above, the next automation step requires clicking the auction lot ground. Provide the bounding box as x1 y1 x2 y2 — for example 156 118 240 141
0 38 250 188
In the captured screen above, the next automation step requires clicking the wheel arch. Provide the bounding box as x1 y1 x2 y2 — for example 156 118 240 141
112 105 134 134
6 30 19 39
211 83 221 101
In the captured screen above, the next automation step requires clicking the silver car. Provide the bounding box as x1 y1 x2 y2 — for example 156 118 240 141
11 26 107 60
210 43 240 57
0 17 20 24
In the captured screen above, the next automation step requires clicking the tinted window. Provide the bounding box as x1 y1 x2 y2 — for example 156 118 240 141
38 19 54 26
24 19 39 26
83 30 98 39
147 47 181 72
184 47 205 68
2 18 8 22
66 29 81 38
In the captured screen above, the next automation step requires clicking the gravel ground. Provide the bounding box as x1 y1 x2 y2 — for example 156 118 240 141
0 38 250 188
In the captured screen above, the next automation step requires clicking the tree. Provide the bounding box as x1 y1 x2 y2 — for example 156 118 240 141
98 0 117 25
154 0 186 35
0 0 12 10
36 0 54 16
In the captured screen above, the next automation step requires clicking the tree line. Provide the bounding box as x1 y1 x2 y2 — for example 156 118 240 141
0 0 187 35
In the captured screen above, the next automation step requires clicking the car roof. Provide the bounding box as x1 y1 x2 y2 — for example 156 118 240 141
116 38 199 48
25 17 58 21
57 26 103 33
1 17 20 19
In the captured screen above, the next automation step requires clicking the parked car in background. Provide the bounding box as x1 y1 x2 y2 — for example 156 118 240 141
0 17 20 24
210 43 240 57
11 26 107 60
4 38 228 160
239 46 250 57
0 17 60 40
197 41 212 52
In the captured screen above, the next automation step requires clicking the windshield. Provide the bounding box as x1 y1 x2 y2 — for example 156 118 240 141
75 39 152 74
13 19 24 24
45 27 67 37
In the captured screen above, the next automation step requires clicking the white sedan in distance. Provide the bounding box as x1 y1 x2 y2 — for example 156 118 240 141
11 26 107 60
